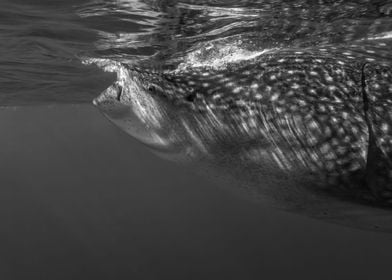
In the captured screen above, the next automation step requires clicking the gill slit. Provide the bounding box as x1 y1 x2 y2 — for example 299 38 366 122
116 84 123 101
361 62 374 178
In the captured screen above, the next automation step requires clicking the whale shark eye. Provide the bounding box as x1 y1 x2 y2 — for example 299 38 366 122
185 93 196 102
148 85 155 92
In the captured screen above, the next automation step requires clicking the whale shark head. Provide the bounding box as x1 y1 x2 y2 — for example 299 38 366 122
93 65 174 147
92 64 209 159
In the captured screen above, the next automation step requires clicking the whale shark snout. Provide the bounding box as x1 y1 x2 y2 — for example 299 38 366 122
93 82 131 121
93 82 122 107
93 66 194 150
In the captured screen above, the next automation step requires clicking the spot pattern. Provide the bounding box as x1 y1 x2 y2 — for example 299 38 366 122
114 44 392 206
148 51 371 196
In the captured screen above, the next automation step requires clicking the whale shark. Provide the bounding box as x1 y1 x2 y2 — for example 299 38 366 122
92 44 392 232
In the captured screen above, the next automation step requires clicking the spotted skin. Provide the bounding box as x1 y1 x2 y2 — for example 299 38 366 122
157 52 371 194
94 45 392 231
107 51 379 198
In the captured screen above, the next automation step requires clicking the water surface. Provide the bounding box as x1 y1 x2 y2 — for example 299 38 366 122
2 0 392 105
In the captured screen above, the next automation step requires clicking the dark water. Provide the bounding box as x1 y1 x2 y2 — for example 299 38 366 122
2 0 392 279
2 105 392 280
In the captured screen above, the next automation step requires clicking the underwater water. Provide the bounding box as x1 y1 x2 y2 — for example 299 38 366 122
2 0 392 279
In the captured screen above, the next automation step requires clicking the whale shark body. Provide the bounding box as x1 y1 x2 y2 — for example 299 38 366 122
93 45 392 232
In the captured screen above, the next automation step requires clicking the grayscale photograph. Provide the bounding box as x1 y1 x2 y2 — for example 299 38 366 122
1 0 392 279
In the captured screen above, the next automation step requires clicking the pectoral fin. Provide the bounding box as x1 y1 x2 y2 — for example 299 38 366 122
363 63 392 203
